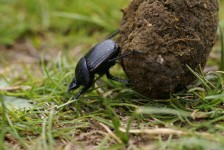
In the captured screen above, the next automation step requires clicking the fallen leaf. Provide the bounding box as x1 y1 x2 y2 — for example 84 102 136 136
0 96 34 110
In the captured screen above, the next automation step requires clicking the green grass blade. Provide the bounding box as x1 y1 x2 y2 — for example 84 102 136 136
0 96 7 149
52 11 113 30
6 113 28 149
219 25 224 71
186 65 212 93
41 118 48 150
136 107 190 117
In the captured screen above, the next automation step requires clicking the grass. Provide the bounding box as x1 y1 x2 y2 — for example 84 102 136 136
1 0 224 150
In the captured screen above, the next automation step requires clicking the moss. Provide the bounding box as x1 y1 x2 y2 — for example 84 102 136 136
117 0 219 98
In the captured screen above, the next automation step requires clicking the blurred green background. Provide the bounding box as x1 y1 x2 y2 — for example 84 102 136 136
0 0 223 56
0 0 128 45
0 0 223 53
0 0 223 69
0 0 224 45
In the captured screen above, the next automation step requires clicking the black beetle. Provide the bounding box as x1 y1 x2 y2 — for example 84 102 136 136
67 32 131 99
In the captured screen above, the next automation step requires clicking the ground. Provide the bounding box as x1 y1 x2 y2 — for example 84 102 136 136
0 0 224 150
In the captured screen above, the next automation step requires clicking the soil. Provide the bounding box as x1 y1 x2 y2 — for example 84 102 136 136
117 0 219 98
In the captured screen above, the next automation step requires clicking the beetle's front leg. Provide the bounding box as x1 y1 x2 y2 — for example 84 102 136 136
73 84 91 100
106 71 129 84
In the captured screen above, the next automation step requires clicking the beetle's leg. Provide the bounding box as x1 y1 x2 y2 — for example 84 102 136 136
94 74 104 82
106 71 129 84
131 50 146 55
66 84 91 110
106 29 120 39
73 84 91 100
108 50 145 62
108 53 131 62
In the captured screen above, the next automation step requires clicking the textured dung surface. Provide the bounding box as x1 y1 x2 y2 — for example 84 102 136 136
117 0 219 98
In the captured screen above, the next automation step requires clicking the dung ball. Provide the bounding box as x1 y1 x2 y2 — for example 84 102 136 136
117 0 219 98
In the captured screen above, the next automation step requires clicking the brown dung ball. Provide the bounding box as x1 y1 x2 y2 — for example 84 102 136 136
117 0 219 98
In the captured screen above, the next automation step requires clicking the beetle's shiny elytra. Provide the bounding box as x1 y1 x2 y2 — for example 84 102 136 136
85 40 119 72
68 38 129 100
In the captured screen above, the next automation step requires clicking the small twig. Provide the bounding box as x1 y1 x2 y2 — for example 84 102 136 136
99 123 122 143
191 110 209 120
119 127 186 135
119 127 216 141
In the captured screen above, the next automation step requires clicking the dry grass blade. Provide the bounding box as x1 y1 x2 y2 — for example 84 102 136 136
0 86 31 91
99 123 122 143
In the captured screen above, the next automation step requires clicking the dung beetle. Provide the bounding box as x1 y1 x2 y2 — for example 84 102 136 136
67 31 131 99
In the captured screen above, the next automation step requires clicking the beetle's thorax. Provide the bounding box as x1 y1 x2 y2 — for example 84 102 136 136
75 57 93 86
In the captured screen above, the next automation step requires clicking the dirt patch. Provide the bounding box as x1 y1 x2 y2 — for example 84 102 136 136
117 0 219 98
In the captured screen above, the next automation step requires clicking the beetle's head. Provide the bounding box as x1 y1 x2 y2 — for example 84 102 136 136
67 78 79 93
